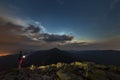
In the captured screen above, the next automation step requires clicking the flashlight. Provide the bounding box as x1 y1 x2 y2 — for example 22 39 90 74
23 55 26 58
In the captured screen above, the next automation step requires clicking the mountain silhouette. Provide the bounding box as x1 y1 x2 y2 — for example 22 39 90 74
48 48 62 52
0 48 120 71
24 48 75 66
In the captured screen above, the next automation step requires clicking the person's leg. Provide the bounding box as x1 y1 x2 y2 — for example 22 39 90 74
18 59 23 69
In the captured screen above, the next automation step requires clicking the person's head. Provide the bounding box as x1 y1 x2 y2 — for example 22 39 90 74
20 51 23 54
19 51 23 57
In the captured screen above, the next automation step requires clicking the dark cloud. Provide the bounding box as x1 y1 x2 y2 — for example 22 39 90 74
41 33 73 42
24 25 41 33
24 26 74 42
0 16 74 42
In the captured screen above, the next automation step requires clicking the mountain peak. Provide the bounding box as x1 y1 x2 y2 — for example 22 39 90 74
49 48 61 51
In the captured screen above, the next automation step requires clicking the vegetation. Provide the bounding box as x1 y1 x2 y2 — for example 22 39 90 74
0 61 120 80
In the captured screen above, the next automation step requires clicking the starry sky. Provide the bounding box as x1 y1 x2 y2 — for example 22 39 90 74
0 0 120 55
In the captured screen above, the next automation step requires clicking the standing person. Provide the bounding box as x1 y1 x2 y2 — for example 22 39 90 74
18 51 23 69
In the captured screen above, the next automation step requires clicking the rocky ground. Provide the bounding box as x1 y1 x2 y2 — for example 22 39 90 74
0 62 120 80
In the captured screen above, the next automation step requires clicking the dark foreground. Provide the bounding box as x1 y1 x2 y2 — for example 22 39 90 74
0 62 120 80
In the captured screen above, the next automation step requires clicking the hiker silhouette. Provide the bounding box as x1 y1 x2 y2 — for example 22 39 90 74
18 51 23 69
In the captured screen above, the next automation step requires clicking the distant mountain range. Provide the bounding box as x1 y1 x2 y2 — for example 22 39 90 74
0 48 120 71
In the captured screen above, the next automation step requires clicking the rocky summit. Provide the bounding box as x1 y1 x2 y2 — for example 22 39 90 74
0 61 120 80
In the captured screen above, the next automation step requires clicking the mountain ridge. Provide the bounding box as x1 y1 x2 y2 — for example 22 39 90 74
0 48 120 71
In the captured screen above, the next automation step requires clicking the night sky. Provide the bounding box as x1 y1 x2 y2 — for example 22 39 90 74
0 0 120 55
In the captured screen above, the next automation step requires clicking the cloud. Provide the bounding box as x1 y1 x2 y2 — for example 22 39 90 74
58 36 120 51
22 24 74 42
24 25 41 33
0 14 74 41
41 33 73 42
0 16 74 54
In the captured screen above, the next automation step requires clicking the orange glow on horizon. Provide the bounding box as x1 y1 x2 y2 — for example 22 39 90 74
0 51 10 56
0 53 9 56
